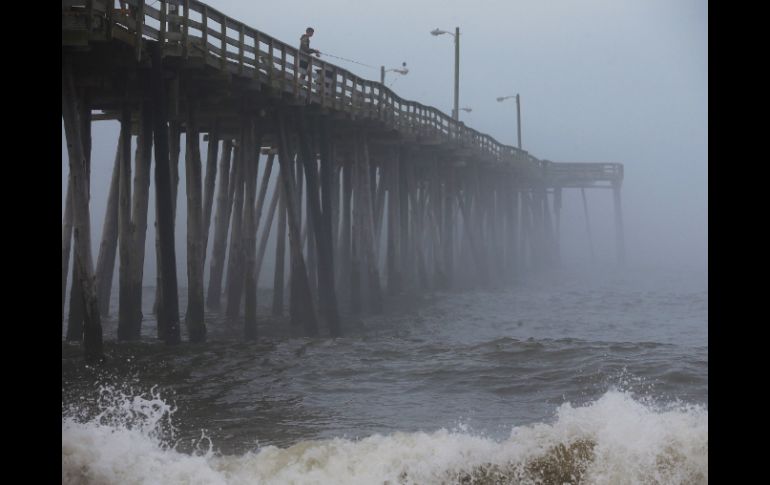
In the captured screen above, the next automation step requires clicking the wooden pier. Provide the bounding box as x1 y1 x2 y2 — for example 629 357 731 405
62 0 624 361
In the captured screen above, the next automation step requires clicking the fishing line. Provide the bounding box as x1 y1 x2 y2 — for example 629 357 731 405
318 52 378 70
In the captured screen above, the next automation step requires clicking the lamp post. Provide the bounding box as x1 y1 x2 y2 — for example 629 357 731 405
496 94 522 150
380 62 409 84
430 27 460 121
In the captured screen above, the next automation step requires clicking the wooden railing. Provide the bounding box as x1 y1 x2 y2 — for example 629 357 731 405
545 162 623 187
64 0 602 177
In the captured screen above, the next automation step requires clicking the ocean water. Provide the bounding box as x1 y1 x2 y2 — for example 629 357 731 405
62 264 708 484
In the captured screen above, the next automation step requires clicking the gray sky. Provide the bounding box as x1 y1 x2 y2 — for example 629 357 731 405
63 0 707 286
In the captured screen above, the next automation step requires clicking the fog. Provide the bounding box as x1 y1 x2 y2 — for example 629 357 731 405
62 0 707 287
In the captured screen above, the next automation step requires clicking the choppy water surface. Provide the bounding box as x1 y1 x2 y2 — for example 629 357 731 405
62 265 707 484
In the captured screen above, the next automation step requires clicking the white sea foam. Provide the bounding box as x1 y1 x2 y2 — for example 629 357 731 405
62 387 707 484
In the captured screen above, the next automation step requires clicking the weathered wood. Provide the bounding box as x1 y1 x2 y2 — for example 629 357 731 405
288 146 305 316
117 101 134 341
62 175 74 330
330 152 341 284
506 184 519 281
457 180 489 285
541 184 555 267
373 162 387 262
255 169 280 287
272 177 287 316
613 184 625 266
66 263 84 342
252 153 275 252
153 119 181 328
318 120 341 335
206 139 234 309
243 118 261 339
62 60 103 361
429 159 446 288
337 158 352 302
304 159 318 301
358 132 383 312
410 179 429 290
201 124 220 262
126 96 154 339
397 147 411 289
386 151 402 295
275 110 318 335
95 142 121 318
297 110 340 336
185 102 207 342
225 139 246 321
149 43 181 345
442 165 455 288
517 190 528 270
350 152 362 314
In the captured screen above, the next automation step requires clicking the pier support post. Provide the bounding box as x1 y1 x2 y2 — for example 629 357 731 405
613 182 626 266
225 140 245 321
207 140 234 309
126 95 154 339
276 110 318 335
149 43 181 345
242 118 261 340
442 165 455 289
359 132 383 312
272 175 288 316
184 101 207 342
117 100 133 341
62 60 103 361
386 150 402 295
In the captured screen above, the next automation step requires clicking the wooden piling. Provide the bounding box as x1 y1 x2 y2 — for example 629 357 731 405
126 96 154 339
613 183 626 265
62 175 74 330
398 147 411 289
506 183 519 281
206 140 234 309
276 110 318 335
154 120 182 320
580 187 595 263
66 264 84 341
272 176 287 316
243 118 261 340
62 60 103 361
339 157 353 308
201 124 220 262
297 110 341 336
553 187 562 265
184 102 207 342
95 142 121 318
255 166 280 287
117 101 134 341
386 152 402 295
225 140 246 321
149 43 181 345
358 132 383 313
442 165 455 288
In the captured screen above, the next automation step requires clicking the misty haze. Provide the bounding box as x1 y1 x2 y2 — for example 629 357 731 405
62 0 707 483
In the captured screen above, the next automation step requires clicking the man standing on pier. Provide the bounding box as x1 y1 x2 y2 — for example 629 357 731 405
300 27 321 77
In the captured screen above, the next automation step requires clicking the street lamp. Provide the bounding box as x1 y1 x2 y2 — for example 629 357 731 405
380 62 409 84
430 26 460 121
496 94 522 150
459 107 473 113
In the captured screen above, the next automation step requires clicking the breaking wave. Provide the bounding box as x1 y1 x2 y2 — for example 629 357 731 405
62 386 707 484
